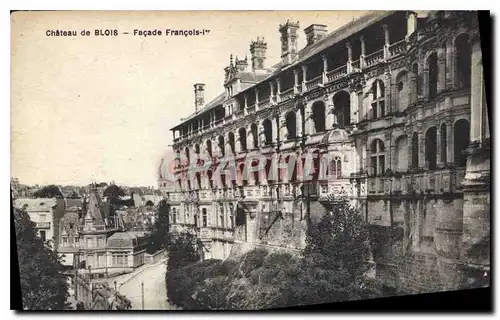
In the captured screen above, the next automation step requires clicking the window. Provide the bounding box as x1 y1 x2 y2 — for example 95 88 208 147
285 111 297 139
427 52 438 99
220 204 225 228
172 208 177 224
40 230 46 242
455 34 471 90
112 253 127 267
62 236 68 247
371 80 385 119
86 237 93 248
328 156 342 179
370 139 385 176
239 128 247 151
74 236 80 246
454 119 470 167
395 71 408 112
312 101 326 133
333 91 351 128
97 253 105 267
263 119 273 145
202 208 208 227
425 127 437 170
39 214 47 222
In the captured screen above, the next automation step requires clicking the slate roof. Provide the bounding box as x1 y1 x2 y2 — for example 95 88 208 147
171 11 394 130
13 198 57 212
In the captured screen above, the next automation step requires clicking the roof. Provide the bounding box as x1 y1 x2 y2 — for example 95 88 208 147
107 231 146 248
84 193 105 225
172 11 395 130
176 92 226 126
14 198 57 212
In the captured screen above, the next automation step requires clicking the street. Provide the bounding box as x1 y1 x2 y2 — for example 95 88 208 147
109 260 177 310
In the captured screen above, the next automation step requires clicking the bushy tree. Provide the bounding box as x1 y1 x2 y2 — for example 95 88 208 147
103 185 125 201
287 199 381 306
14 208 69 310
33 185 63 199
146 200 170 254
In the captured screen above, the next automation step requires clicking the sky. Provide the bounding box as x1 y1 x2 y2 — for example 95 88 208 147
11 10 367 187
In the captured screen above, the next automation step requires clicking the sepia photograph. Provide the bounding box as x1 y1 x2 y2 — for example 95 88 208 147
10 9 491 311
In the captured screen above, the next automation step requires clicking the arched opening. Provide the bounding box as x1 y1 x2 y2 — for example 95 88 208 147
228 132 236 155
207 170 214 189
395 71 409 112
440 124 447 164
251 123 258 149
145 200 154 207
427 52 438 99
219 203 225 228
206 140 212 157
263 119 273 145
251 159 260 185
235 205 246 227
455 34 472 90
425 127 437 170
371 80 385 119
218 136 225 157
184 147 190 164
312 102 326 133
196 172 202 189
370 139 385 176
202 208 208 227
454 119 470 167
239 163 248 186
239 128 247 152
285 111 297 140
333 91 351 128
411 132 419 169
395 135 408 172
194 144 200 155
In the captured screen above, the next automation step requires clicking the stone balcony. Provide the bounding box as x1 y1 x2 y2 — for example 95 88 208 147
365 167 467 196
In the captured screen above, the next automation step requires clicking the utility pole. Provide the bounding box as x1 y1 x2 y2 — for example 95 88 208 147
74 253 79 301
141 281 145 310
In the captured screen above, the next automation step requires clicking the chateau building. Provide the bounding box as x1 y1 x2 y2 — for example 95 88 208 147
165 11 490 291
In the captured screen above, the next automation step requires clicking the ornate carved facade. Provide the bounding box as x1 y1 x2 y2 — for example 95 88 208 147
165 11 489 290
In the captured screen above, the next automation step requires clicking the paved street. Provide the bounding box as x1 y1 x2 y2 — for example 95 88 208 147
108 260 178 310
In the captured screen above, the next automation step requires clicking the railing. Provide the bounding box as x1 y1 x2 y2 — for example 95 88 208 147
352 59 360 70
247 104 256 114
326 65 348 82
389 39 406 57
259 98 270 109
234 109 244 118
365 49 385 67
305 75 322 91
279 88 294 102
36 222 51 229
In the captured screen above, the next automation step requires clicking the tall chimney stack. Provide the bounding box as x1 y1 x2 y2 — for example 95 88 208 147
279 20 300 66
304 24 327 46
194 83 205 112
249 37 267 74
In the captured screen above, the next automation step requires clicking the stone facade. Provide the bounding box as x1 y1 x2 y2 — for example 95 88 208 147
166 11 490 291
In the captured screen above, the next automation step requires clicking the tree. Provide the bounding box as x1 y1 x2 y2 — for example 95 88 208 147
103 185 125 205
146 199 170 254
287 199 381 306
33 185 63 199
14 207 69 310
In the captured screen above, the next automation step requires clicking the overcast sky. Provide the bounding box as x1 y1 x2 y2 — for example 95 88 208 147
11 10 367 187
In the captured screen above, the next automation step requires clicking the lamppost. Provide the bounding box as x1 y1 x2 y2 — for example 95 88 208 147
88 266 92 303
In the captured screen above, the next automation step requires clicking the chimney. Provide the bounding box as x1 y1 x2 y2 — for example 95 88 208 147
304 24 327 46
249 37 267 73
279 20 300 66
235 56 248 72
194 83 205 112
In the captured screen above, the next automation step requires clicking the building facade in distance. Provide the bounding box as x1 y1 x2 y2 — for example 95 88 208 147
166 11 490 292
